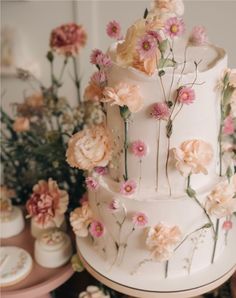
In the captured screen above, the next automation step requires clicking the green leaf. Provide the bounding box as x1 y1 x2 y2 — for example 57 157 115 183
186 187 196 198
159 40 168 56
46 51 54 62
202 223 212 229
223 72 229 86
166 119 172 138
119 105 131 120
158 70 165 77
158 58 176 69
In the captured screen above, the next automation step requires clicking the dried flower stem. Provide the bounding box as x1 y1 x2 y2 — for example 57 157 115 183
219 100 224 176
72 57 81 104
165 137 171 196
139 159 142 193
131 258 152 275
165 260 169 278
58 57 68 83
124 119 129 181
211 219 219 264
156 121 161 192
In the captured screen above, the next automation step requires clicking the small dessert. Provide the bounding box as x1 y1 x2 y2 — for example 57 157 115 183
34 229 72 268
79 285 110 298
0 246 33 287
0 186 25 239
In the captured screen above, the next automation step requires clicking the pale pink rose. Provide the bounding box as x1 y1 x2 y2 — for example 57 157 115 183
26 178 69 227
85 177 99 191
132 212 148 227
152 0 184 16
164 17 185 38
222 220 233 231
66 124 113 171
106 20 122 40
50 23 87 56
150 102 170 120
89 220 105 238
120 179 137 196
171 140 214 177
177 87 196 104
70 202 93 237
223 115 234 135
102 82 144 113
205 176 236 219
146 223 182 261
136 34 157 60
13 117 30 132
130 140 148 158
188 26 208 46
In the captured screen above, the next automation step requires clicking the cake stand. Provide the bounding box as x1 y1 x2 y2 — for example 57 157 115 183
77 219 236 298
1 220 74 298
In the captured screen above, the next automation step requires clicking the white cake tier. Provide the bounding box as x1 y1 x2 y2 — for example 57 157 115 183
107 42 227 196
84 176 229 279
0 207 25 239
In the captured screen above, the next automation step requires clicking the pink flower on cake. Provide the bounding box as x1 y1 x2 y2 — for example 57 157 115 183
223 115 234 135
85 177 99 191
222 220 233 231
26 178 69 227
89 220 105 238
177 87 196 105
66 124 113 171
132 212 148 227
130 140 147 158
90 49 103 65
164 17 185 38
94 166 108 176
106 20 122 40
146 223 182 261
147 30 162 43
13 117 30 132
102 83 144 113
70 202 93 237
150 102 170 120
50 23 87 56
205 176 236 219
108 199 120 212
136 34 157 60
89 49 112 69
188 26 208 46
90 71 107 86
171 140 214 177
152 0 184 17
120 179 137 196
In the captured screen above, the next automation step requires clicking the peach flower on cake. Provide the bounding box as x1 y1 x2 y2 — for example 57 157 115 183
70 202 93 237
228 69 236 88
205 175 236 219
66 124 113 170
171 140 214 177
102 82 144 113
146 223 182 261
151 0 184 17
13 117 30 132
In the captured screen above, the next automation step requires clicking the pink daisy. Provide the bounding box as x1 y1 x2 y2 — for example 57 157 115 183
177 87 196 104
120 180 137 196
147 30 162 43
223 116 234 135
85 177 99 191
222 220 233 231
90 49 103 65
130 140 147 158
132 212 148 227
96 53 112 69
136 34 157 60
150 102 170 120
89 220 105 238
164 17 185 38
108 199 120 212
94 166 108 176
189 26 208 46
90 71 107 86
106 20 121 40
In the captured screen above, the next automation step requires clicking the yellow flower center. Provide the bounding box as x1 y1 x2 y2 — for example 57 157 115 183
182 92 188 99
143 41 150 51
170 25 179 33
137 215 144 222
138 146 144 152
125 185 132 192
112 26 117 33
96 225 102 232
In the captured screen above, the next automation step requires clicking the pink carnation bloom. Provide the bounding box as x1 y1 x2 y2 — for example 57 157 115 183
136 34 157 60
120 180 137 196
90 71 107 86
132 212 148 227
85 177 99 191
108 199 120 212
90 49 103 65
164 17 185 38
130 140 147 158
189 26 208 46
147 30 162 43
96 53 112 69
223 116 234 135
89 220 105 238
177 87 196 104
50 23 87 56
94 166 108 176
222 220 233 231
106 20 121 40
150 102 170 120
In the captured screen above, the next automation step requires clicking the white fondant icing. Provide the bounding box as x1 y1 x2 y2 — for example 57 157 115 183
0 207 25 239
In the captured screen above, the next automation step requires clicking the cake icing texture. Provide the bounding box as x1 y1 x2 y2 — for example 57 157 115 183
67 0 236 282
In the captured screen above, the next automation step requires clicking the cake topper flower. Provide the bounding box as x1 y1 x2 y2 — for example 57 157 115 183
90 49 112 69
136 34 157 60
152 0 184 17
188 25 208 46
177 87 196 105
106 20 122 40
89 220 105 238
50 23 87 56
66 124 113 171
164 17 185 38
26 178 69 227
120 179 137 196
132 212 148 227
150 102 170 120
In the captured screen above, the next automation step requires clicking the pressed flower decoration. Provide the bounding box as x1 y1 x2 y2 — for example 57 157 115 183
89 220 105 238
85 177 100 192
120 179 137 196
132 212 148 227
106 20 122 40
164 17 185 38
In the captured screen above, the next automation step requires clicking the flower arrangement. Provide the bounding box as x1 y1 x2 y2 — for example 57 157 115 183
0 22 105 208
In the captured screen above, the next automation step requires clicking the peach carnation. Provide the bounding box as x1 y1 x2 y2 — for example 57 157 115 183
66 124 113 171
152 0 184 17
171 140 214 177
102 82 144 113
26 178 69 227
70 202 93 237
146 223 182 261
205 176 236 219
84 81 104 102
13 117 30 132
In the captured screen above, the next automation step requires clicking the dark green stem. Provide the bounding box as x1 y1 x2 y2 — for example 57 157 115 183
58 57 68 83
72 57 81 104
124 119 129 181
211 219 219 264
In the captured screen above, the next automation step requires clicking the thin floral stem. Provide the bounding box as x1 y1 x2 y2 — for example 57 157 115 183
159 76 167 103
58 57 68 83
72 57 81 104
219 99 224 176
118 226 135 265
168 39 176 102
177 45 188 88
156 121 161 192
131 258 152 275
172 104 183 122
165 260 169 279
165 137 171 196
124 119 129 181
139 159 142 193
211 219 220 264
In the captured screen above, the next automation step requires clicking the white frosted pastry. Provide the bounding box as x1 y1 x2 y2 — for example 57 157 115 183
31 215 66 238
0 207 25 239
34 229 72 268
0 246 33 287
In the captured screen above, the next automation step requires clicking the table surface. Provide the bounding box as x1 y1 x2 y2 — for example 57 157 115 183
1 220 74 298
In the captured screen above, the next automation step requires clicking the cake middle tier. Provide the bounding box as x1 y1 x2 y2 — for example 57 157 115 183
107 43 227 196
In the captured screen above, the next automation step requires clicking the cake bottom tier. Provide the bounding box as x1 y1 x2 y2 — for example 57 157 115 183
77 176 235 281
